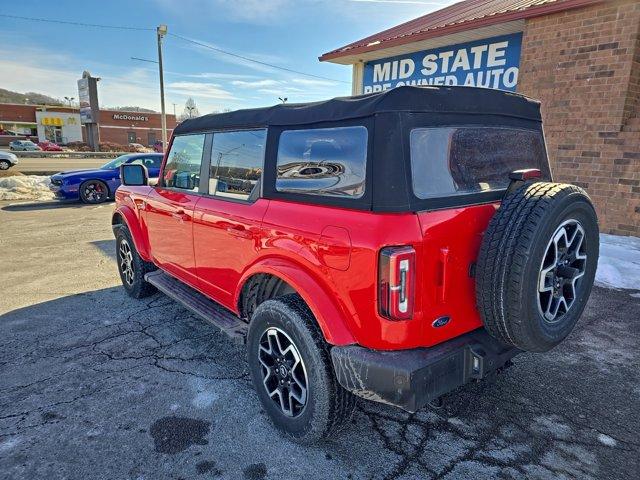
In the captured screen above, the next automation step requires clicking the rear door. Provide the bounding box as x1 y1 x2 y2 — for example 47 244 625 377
145 133 208 287
193 129 268 309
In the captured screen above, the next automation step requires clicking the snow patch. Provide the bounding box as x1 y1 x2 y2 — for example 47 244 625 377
596 234 640 290
0 175 55 201
597 433 617 447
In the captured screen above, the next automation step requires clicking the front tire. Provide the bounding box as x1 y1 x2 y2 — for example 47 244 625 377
116 226 157 298
247 295 356 443
0 160 10 170
79 179 109 204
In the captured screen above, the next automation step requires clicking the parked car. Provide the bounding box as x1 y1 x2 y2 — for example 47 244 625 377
9 140 41 151
49 153 163 203
112 86 599 443
0 151 19 170
38 141 63 152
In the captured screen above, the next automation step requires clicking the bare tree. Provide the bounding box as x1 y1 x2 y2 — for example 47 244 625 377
180 98 200 120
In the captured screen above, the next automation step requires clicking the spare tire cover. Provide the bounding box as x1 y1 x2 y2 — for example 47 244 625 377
476 182 599 352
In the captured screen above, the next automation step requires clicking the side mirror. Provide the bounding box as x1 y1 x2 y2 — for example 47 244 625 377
120 163 149 186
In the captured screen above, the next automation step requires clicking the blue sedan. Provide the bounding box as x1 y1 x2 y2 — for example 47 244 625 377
49 153 163 203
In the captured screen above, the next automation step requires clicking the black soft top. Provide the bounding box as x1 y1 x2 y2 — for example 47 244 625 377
174 86 541 134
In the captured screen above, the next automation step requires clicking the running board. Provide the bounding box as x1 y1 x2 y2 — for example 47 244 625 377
145 270 247 344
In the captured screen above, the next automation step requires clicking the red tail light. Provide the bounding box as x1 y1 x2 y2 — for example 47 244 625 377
379 246 415 320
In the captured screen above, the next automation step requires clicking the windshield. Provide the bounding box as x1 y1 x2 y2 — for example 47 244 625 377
101 155 132 170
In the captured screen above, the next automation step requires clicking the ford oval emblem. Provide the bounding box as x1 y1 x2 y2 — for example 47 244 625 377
432 316 451 328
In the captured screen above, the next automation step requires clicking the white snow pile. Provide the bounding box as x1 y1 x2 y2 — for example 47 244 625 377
0 175 55 201
596 233 640 290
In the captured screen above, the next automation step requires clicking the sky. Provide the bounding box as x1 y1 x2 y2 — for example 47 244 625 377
0 0 457 116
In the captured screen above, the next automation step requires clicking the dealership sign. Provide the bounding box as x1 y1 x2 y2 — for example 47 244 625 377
363 33 522 93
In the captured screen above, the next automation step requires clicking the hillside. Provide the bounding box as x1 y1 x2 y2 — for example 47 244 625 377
0 88 63 105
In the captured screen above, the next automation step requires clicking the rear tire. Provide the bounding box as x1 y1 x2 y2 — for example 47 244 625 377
476 182 599 352
116 226 157 299
247 294 356 443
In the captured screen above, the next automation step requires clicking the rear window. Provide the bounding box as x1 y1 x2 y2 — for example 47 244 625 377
410 127 549 199
276 126 367 198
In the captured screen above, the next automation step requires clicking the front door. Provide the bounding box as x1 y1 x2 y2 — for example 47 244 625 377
127 131 136 144
193 129 268 309
145 133 207 287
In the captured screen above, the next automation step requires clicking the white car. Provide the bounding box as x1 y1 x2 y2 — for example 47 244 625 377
0 151 19 170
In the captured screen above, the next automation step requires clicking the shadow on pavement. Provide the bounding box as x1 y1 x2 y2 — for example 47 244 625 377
1 200 113 212
90 239 116 260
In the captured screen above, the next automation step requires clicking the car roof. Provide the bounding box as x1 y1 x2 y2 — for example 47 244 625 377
175 85 541 135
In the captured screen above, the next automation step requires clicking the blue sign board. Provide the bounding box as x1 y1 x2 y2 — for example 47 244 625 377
363 33 522 93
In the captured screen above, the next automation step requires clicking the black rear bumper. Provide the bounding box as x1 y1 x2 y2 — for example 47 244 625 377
330 328 519 412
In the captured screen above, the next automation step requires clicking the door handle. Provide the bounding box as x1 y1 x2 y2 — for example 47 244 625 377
171 209 190 222
226 225 252 239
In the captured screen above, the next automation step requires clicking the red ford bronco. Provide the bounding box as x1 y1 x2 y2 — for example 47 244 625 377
113 86 599 443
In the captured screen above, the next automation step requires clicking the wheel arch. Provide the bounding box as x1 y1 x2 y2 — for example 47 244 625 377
111 206 151 261
236 258 355 346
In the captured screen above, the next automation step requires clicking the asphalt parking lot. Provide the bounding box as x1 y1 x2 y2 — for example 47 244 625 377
1 200 638 480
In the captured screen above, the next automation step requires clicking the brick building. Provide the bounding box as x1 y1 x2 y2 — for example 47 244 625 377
0 103 177 148
320 0 640 236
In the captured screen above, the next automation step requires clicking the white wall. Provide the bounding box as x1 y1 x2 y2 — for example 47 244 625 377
35 111 83 144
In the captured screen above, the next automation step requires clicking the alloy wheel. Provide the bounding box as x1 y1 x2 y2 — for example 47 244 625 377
83 182 106 202
537 219 587 323
258 327 308 417
119 238 135 286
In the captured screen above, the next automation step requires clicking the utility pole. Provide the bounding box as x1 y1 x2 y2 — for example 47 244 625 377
157 25 168 148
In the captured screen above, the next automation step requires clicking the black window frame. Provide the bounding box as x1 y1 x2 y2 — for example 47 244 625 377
262 117 374 210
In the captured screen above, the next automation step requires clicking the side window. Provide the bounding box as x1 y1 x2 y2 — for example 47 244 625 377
163 134 205 191
209 129 266 201
275 126 367 198
130 156 162 169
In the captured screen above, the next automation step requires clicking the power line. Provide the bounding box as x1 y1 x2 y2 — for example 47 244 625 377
168 33 350 84
0 13 350 84
0 14 153 31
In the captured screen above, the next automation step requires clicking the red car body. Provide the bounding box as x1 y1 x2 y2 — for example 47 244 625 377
38 141 63 151
115 184 495 350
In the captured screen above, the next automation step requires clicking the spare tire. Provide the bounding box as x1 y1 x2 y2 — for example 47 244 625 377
476 182 599 352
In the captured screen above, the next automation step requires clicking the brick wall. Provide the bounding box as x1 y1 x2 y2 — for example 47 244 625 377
95 127 174 146
518 0 640 236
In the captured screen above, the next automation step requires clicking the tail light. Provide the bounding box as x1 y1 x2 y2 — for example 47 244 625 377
379 246 415 320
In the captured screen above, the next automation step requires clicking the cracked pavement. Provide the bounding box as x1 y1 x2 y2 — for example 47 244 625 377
1 200 639 479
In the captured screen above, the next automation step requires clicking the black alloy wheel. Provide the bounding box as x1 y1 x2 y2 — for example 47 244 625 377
80 180 109 204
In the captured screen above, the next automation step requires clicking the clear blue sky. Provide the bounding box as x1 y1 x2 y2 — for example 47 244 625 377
0 0 456 115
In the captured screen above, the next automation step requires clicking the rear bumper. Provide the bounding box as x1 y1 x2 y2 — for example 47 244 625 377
331 328 519 412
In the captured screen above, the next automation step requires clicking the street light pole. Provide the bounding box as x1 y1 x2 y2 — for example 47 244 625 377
157 25 168 149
